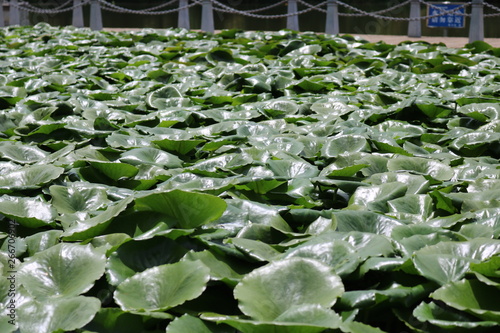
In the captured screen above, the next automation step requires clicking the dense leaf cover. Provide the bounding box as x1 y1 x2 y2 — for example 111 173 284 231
1 23 500 333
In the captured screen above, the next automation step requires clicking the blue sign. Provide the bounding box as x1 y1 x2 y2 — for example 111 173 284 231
427 3 466 28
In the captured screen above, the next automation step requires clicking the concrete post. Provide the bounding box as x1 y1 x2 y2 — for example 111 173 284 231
72 0 84 27
287 0 299 31
10 0 20 25
19 1 28 25
0 1 5 27
469 0 484 42
325 0 339 35
178 0 190 29
201 0 214 32
90 0 103 30
408 0 421 37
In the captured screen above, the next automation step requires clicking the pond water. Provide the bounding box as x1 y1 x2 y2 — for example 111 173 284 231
22 1 500 38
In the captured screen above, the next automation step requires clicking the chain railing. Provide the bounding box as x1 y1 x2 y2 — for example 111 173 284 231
1 0 498 42
484 1 500 16
97 0 198 15
14 0 89 15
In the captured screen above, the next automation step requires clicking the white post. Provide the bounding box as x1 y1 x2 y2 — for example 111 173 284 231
72 0 84 27
19 1 28 25
178 0 190 29
325 0 339 35
287 0 299 31
469 0 484 42
10 0 20 25
201 0 214 33
0 1 5 27
90 0 103 30
408 0 421 37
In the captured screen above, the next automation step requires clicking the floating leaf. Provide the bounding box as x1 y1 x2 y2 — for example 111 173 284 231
234 258 344 321
0 195 56 228
134 190 227 229
0 165 64 193
19 243 106 297
413 240 500 284
114 260 210 311
18 296 100 333
431 279 500 322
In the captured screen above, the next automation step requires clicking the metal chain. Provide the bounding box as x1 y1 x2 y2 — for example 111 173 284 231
54 0 75 10
98 0 199 15
419 0 470 16
140 0 180 12
332 0 413 17
244 0 288 13
298 0 413 16
336 0 471 20
211 0 328 19
484 1 500 17
16 0 90 14
297 0 327 13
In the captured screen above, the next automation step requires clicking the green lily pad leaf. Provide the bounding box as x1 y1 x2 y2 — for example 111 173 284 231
18 243 106 297
0 195 56 228
89 161 139 181
153 138 205 155
431 279 500 322
458 103 500 121
429 189 457 214
83 308 146 333
283 238 359 277
106 132 153 149
413 239 500 285
0 165 64 193
239 179 287 195
106 237 190 286
18 296 101 333
90 233 131 256
391 225 455 257
449 132 500 156
470 256 500 278
234 258 344 321
413 301 499 329
230 238 281 262
334 211 404 236
134 190 227 229
387 194 433 222
0 86 26 106
120 147 183 168
341 231 395 259
49 183 111 214
310 100 355 117
182 250 242 285
0 142 48 163
387 156 453 181
340 320 389 333
25 230 63 256
0 317 17 333
166 314 217 333
322 164 370 178
147 86 191 109
322 135 370 158
114 260 210 311
202 305 341 332
267 158 319 178
349 182 407 212
263 100 299 117
61 196 134 241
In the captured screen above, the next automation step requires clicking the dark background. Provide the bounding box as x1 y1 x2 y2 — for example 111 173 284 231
19 1 500 37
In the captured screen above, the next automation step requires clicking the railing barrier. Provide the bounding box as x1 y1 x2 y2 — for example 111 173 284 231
3 1 500 43
408 0 421 37
470 0 484 42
